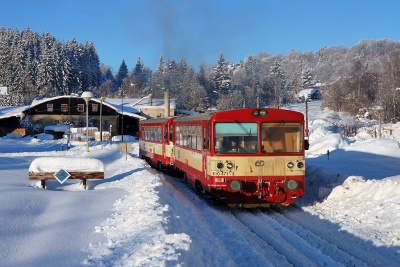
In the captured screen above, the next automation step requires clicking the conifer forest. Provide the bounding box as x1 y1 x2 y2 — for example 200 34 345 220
2 27 400 123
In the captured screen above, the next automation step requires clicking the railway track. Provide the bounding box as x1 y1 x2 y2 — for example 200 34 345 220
157 169 400 266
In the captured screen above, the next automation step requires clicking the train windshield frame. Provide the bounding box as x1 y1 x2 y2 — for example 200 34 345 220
261 122 302 153
214 122 258 154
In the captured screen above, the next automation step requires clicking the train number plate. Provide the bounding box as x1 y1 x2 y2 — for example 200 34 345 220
212 171 234 176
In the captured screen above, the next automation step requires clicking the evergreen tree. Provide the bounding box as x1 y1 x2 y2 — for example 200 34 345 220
115 59 128 90
269 60 286 108
212 52 231 94
132 57 151 85
65 38 83 93
156 56 165 73
301 67 314 89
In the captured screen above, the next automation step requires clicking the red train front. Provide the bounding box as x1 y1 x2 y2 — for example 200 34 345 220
139 108 308 208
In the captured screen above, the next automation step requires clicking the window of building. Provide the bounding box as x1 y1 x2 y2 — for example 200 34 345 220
47 104 53 112
61 104 68 112
92 104 98 112
77 104 84 113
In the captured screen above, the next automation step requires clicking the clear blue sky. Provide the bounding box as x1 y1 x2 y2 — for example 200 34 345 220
2 0 400 72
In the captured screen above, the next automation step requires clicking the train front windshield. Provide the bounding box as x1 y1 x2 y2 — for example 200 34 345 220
214 122 258 154
214 122 303 154
261 122 302 153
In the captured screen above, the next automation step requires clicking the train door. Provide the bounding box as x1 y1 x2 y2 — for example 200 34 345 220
202 123 210 180
162 125 166 161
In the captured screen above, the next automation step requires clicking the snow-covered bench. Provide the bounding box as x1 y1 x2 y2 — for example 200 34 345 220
28 157 104 189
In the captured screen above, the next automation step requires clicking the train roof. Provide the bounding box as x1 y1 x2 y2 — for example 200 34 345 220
139 108 304 124
174 108 304 122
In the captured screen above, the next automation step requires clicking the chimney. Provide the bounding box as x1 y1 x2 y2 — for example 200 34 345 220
148 94 153 106
164 80 170 117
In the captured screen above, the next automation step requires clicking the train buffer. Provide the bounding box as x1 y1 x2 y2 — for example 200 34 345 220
28 157 104 189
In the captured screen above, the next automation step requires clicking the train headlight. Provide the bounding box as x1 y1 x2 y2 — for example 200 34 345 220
297 161 304 168
228 180 242 191
287 162 294 169
284 180 299 190
252 109 268 117
259 110 267 116
226 162 234 169
216 162 224 169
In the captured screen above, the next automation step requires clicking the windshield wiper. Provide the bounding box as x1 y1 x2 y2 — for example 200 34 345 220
234 120 252 136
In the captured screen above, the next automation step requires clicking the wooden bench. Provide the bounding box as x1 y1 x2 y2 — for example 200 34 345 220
29 157 104 189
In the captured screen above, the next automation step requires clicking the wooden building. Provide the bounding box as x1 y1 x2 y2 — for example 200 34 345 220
0 94 176 138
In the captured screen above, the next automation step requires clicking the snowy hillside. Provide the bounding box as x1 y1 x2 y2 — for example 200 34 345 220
1 100 400 266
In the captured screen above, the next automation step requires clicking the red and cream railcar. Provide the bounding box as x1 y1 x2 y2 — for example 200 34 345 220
138 117 175 170
170 108 308 208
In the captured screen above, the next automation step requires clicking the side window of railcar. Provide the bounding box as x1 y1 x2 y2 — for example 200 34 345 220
148 126 152 140
214 122 258 154
261 122 302 153
170 125 173 142
191 126 197 149
182 126 187 147
175 126 180 145
158 126 161 141
187 126 192 148
186 126 190 148
150 127 155 141
203 125 210 151
196 125 201 151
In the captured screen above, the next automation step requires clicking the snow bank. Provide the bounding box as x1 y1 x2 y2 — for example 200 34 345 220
29 157 104 173
308 133 349 154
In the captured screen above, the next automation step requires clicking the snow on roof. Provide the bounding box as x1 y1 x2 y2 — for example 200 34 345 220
0 105 28 119
298 88 318 98
29 157 104 173
0 86 8 95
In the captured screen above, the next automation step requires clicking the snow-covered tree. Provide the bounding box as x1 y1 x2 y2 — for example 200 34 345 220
212 52 231 95
269 60 286 108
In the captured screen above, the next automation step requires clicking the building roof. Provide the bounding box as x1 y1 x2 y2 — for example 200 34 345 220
0 87 8 95
298 88 319 99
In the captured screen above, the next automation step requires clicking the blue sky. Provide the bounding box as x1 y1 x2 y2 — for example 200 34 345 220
2 0 400 72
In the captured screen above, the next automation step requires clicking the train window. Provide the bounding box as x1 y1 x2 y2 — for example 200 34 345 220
214 122 258 154
187 126 192 148
196 125 201 151
203 126 210 151
158 126 161 141
191 126 197 149
179 126 183 146
175 126 180 145
170 125 173 142
150 126 154 141
261 122 302 153
183 126 187 147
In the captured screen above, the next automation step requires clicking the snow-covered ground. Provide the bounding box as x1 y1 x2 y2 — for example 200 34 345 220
1 100 400 266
